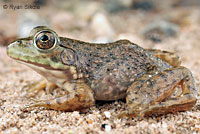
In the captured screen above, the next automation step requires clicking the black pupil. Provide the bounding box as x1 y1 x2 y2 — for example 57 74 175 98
40 34 49 42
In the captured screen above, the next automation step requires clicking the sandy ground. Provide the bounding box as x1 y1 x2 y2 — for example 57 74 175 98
1 1 200 134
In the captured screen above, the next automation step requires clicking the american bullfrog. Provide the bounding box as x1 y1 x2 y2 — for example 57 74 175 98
7 26 198 119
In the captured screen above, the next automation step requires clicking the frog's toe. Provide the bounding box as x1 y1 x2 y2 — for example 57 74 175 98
26 82 95 111
23 98 44 110
45 82 57 95
24 79 57 95
25 79 46 94
27 101 49 109
117 111 129 118
117 110 141 119
25 97 53 109
29 97 42 103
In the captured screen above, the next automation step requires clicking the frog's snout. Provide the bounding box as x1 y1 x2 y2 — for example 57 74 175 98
7 40 19 57
7 39 31 59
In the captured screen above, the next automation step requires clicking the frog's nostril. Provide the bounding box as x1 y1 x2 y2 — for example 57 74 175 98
17 40 22 44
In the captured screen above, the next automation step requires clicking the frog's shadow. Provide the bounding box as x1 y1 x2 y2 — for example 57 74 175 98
95 99 126 107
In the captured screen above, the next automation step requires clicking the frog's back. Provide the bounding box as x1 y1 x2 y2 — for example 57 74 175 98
62 38 171 100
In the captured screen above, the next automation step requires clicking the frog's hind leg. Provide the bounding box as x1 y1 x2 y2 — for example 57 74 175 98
146 49 181 67
126 66 197 119
27 82 95 111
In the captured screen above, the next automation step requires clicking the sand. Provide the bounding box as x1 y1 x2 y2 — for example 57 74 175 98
0 1 200 134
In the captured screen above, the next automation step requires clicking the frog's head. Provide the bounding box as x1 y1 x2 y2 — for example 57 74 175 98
7 26 79 79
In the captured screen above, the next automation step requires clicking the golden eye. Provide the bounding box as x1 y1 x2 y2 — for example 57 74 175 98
34 31 56 50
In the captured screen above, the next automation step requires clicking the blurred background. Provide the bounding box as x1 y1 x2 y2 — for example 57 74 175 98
0 0 199 47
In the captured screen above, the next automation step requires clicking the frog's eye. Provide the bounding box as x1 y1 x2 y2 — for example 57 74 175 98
34 31 57 51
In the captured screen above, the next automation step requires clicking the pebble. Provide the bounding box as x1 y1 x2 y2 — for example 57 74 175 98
75 1 103 21
131 0 154 11
105 0 127 13
104 111 111 118
91 12 115 38
101 123 112 132
105 124 112 132
142 20 179 42
72 111 80 119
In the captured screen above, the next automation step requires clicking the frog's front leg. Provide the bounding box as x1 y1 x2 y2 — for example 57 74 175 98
27 82 95 111
126 66 197 119
26 79 57 95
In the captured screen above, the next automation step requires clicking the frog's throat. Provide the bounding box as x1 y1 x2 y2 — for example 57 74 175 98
16 60 78 83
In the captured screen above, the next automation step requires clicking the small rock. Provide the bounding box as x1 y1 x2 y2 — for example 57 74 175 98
87 119 93 124
101 123 106 130
105 124 112 132
131 0 154 11
75 1 103 21
67 130 74 134
172 0 200 7
72 111 80 119
101 123 112 132
33 0 47 6
91 12 115 38
104 111 111 118
142 20 179 42
105 0 129 13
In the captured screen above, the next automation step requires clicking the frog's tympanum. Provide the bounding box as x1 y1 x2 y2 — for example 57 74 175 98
7 26 198 119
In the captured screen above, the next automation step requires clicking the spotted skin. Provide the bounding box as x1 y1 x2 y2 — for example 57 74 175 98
7 26 198 119
59 39 171 100
126 66 197 118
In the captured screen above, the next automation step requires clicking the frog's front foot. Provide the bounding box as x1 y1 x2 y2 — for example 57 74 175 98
26 82 95 111
126 66 197 118
25 79 57 95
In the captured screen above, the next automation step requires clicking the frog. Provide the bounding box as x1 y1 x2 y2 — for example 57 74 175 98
7 26 198 119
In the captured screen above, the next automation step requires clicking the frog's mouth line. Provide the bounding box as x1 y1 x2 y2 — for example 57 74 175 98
10 56 65 71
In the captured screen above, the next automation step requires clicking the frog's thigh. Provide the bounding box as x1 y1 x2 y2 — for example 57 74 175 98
28 82 95 111
126 66 197 118
146 49 181 67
